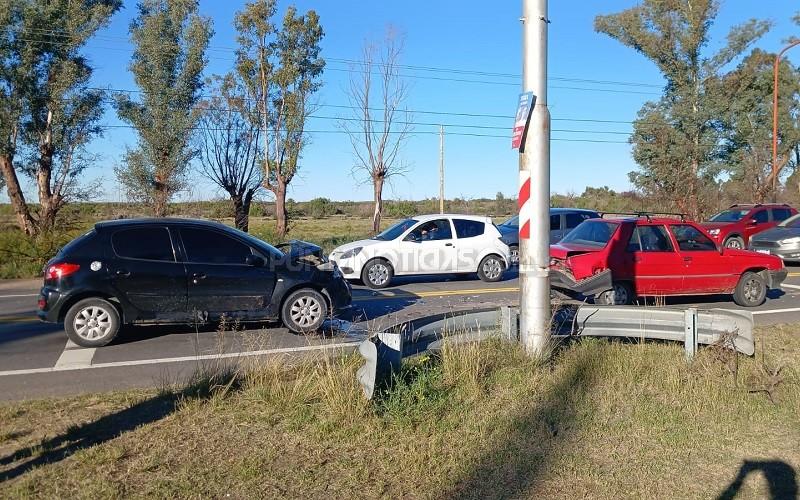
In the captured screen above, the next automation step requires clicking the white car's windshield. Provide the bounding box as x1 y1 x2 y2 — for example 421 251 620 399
373 219 418 241
559 220 619 248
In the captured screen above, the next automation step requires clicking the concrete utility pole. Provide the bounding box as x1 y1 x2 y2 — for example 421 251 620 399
519 0 551 355
439 125 445 214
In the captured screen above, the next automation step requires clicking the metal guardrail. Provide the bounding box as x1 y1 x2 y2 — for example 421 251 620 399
356 304 755 398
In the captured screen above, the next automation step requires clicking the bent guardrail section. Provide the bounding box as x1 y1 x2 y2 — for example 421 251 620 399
356 304 755 399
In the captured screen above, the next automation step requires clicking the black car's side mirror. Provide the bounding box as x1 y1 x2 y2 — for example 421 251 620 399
245 255 265 267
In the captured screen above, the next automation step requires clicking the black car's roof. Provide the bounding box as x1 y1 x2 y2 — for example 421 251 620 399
95 218 230 231
550 208 599 214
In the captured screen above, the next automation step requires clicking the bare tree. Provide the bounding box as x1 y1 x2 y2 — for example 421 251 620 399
197 75 262 232
340 29 412 234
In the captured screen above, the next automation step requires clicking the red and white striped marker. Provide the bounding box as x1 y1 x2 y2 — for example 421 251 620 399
518 170 531 239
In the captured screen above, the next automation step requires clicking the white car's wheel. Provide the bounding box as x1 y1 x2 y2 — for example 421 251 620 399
478 255 505 282
362 259 393 289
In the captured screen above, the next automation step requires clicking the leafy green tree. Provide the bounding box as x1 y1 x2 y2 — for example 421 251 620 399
235 0 324 238
0 0 120 236
717 49 800 202
595 0 770 219
114 0 212 217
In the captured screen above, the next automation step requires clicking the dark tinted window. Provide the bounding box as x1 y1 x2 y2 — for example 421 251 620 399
627 225 673 252
550 214 561 231
406 219 452 241
565 212 593 229
454 219 485 238
58 229 97 258
181 228 252 264
669 225 717 251
753 210 769 223
772 208 792 221
112 227 174 261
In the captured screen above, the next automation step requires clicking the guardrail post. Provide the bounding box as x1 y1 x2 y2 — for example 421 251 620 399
501 306 519 341
684 307 698 361
356 330 404 399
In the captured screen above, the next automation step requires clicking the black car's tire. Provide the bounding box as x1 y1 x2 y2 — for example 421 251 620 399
724 236 745 249
594 282 633 306
64 298 121 348
362 259 393 289
733 271 767 307
478 254 505 282
509 245 519 266
282 289 328 334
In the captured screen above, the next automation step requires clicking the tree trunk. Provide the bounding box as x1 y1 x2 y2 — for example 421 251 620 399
372 175 384 234
232 193 251 233
274 181 288 238
36 144 56 232
153 184 169 217
0 154 37 236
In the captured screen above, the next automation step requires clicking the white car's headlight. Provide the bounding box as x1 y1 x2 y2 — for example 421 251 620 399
779 236 800 245
340 247 363 259
707 229 720 236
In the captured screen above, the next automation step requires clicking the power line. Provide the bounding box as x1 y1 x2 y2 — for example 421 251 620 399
13 27 664 92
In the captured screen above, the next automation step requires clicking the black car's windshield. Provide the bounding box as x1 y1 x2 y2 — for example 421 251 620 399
709 209 749 222
501 215 519 227
228 226 284 258
374 219 418 241
779 214 800 228
559 221 619 248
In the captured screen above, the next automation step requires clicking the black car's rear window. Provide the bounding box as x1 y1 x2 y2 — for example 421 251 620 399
57 229 98 258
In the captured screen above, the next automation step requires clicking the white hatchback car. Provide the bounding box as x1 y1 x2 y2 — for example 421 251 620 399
329 214 511 289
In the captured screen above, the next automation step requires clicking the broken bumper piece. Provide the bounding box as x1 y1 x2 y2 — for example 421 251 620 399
550 268 613 297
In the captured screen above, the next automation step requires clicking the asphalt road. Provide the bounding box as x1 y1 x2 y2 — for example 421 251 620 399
2 267 800 400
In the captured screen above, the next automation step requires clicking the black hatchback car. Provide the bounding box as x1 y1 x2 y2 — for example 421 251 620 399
38 219 352 347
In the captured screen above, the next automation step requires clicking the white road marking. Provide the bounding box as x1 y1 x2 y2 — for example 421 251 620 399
53 338 97 369
781 283 800 290
0 341 360 377
752 307 800 316
0 294 39 298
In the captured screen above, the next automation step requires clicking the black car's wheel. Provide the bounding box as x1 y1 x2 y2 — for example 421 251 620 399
724 236 745 249
64 298 121 348
594 282 633 306
478 254 505 282
733 271 767 307
509 245 519 266
362 259 393 289
282 289 328 333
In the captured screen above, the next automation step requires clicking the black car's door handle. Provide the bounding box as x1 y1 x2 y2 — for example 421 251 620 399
192 272 206 284
115 269 130 277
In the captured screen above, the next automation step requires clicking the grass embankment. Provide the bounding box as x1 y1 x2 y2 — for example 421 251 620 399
2 325 799 498
0 216 395 279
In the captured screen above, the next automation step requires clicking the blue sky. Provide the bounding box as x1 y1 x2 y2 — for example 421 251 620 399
11 0 800 203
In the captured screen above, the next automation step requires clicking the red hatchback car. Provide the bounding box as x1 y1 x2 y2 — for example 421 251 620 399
549 214 787 307
702 203 797 249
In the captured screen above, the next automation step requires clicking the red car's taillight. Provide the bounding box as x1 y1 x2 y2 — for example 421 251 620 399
46 263 80 280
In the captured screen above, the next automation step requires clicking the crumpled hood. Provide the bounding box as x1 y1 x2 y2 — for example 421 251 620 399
331 238 383 256
276 240 326 264
550 242 603 259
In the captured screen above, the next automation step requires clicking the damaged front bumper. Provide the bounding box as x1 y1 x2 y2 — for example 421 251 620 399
768 268 788 289
550 268 613 297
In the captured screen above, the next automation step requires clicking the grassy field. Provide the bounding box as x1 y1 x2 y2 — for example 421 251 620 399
1 325 798 498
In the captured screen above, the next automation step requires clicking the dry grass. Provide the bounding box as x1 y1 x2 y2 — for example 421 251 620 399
1 324 799 498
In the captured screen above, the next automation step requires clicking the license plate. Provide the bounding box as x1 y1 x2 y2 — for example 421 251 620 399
755 249 770 255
